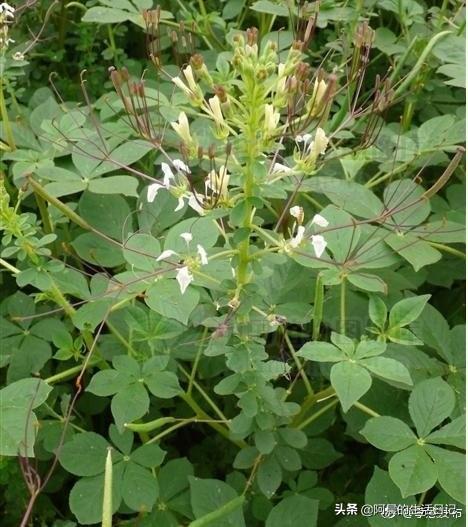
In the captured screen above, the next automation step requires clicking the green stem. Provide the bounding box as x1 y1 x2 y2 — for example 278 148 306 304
353 401 380 417
188 327 208 396
340 278 347 335
292 386 336 427
296 399 338 430
0 257 19 274
179 392 245 448
0 77 16 151
283 331 313 396
428 242 465 259
393 31 452 99
45 358 101 384
188 496 245 527
34 193 54 235
312 274 324 340
179 364 228 422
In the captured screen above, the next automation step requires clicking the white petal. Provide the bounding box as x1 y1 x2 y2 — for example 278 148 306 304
312 214 329 227
147 183 162 203
271 162 294 175
311 235 327 258
156 249 177 261
180 232 193 244
188 193 205 215
290 226 305 248
173 159 191 174
161 162 174 187
174 196 185 211
197 244 208 265
296 133 312 144
176 266 193 295
289 206 303 220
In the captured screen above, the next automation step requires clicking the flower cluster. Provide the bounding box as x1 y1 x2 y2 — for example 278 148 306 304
0 2 15 50
155 232 208 294
146 160 204 215
285 206 328 258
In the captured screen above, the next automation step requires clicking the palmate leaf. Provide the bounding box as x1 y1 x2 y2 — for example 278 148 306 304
0 378 52 456
330 361 372 412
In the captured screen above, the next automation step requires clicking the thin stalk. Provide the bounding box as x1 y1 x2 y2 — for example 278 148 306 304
296 399 338 430
312 274 324 340
393 31 452 98
45 358 101 384
0 257 19 274
353 401 380 417
428 242 465 259
340 278 347 335
283 332 313 396
187 327 208 396
0 77 15 151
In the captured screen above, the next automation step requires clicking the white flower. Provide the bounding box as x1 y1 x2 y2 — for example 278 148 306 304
311 235 327 258
290 226 305 248
12 51 24 61
208 95 224 124
172 159 190 174
147 183 162 203
308 79 328 116
311 128 329 157
264 104 280 137
0 2 15 18
180 232 193 244
172 65 202 104
312 214 329 227
296 133 313 144
205 165 230 198
176 266 193 294
289 206 303 221
197 244 208 265
171 112 193 145
156 249 177 261
161 162 175 187
271 162 294 175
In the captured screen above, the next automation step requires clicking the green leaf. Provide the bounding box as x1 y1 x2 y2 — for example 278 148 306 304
86 369 132 397
348 273 388 293
297 341 344 362
389 295 431 328
123 233 161 272
408 378 456 437
265 495 319 527
131 443 166 468
257 456 282 497
277 428 308 449
254 430 277 454
386 234 441 272
354 340 386 359
388 445 437 498
144 371 182 399
122 462 159 512
383 180 430 226
361 416 417 452
69 463 124 525
250 0 289 16
387 326 423 346
83 7 130 24
319 206 361 263
425 445 466 504
111 382 149 431
369 295 387 328
88 175 138 196
145 279 200 325
60 432 110 477
78 191 132 241
360 357 413 385
164 217 219 253
426 415 465 449
0 378 52 456
301 439 342 469
330 361 372 412
189 477 245 527
72 232 125 267
365 467 417 527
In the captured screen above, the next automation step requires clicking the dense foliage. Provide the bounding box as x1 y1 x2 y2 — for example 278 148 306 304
0 1 465 526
